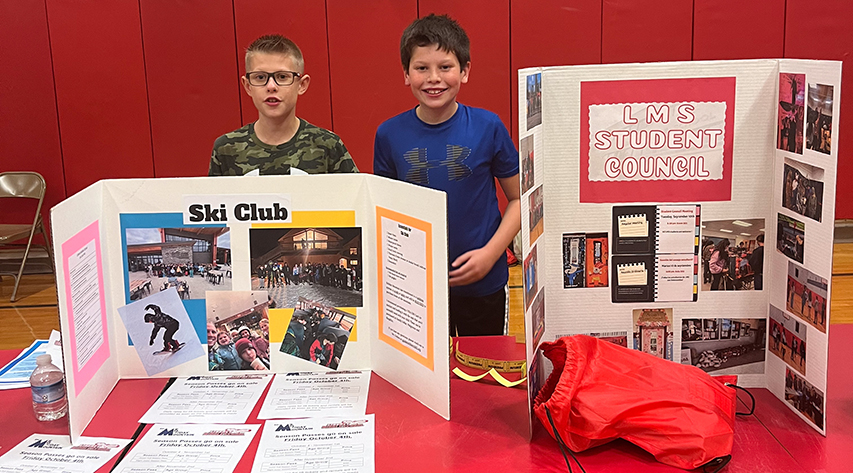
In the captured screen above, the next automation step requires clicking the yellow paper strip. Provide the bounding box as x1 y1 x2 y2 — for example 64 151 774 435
452 367 527 388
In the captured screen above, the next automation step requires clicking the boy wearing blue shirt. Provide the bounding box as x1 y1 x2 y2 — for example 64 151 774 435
373 14 521 336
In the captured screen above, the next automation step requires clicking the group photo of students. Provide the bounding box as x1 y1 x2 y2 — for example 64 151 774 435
280 299 355 371
700 219 765 292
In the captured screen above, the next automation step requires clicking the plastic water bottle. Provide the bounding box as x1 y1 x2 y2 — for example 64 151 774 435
30 354 68 421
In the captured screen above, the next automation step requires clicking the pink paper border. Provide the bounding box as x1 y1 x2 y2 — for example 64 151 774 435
61 221 110 396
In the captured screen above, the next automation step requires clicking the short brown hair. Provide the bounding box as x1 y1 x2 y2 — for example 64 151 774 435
400 14 470 71
246 34 304 72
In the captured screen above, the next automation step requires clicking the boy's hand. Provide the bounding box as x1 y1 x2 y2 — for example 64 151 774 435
449 247 500 287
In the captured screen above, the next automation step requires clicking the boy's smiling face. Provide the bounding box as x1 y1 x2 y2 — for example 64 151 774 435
405 45 470 123
242 52 308 123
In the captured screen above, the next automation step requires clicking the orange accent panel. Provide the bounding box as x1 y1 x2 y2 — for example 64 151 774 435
376 206 434 370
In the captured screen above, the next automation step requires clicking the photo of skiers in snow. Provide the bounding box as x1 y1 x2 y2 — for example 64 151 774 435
249 228 362 308
280 298 356 371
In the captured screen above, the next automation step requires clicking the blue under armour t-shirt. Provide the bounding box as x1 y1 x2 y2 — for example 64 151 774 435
373 104 519 297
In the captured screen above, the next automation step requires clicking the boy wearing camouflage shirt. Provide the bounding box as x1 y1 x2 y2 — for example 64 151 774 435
209 35 358 175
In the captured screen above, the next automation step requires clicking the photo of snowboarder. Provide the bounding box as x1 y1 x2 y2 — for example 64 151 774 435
117 287 204 375
144 304 183 354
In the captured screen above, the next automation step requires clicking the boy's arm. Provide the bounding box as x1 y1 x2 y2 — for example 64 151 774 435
449 174 521 287
208 148 224 176
372 128 397 179
329 137 359 173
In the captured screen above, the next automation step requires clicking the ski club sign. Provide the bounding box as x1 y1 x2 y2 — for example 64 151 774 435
580 77 736 203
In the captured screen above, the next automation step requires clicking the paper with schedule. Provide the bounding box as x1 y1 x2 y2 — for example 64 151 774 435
258 370 370 419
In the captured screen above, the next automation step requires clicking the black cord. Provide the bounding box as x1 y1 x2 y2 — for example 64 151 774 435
544 406 587 473
109 377 177 471
726 383 756 416
702 454 732 473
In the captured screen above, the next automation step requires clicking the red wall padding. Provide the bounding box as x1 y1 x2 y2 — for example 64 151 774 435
785 0 853 219
510 0 602 141
693 0 785 60
0 0 65 233
46 0 154 195
601 0 693 64
2 1 851 219
234 0 333 133
327 0 418 173
140 0 242 178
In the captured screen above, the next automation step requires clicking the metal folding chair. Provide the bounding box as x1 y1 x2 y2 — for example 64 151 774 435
0 171 54 302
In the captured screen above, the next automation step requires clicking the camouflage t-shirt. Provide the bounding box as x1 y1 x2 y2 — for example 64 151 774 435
208 119 358 175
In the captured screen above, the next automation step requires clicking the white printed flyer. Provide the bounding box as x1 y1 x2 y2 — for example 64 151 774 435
114 423 259 472
138 374 272 424
251 415 375 473
0 434 129 473
258 370 371 420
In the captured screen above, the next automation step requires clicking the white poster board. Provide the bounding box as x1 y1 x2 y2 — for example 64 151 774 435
519 59 840 435
51 174 450 442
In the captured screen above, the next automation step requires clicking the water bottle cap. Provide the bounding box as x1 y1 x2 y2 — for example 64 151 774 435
36 354 52 365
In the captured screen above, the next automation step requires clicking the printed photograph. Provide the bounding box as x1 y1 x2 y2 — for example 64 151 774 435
520 135 535 194
526 72 542 129
523 245 538 311
782 160 824 222
701 219 765 291
777 213 805 263
249 227 362 309
562 232 609 289
778 73 805 154
124 227 232 302
528 354 541 416
681 318 766 374
280 298 356 370
585 234 609 288
806 83 833 155
530 289 545 348
529 186 544 245
553 332 629 348
562 233 585 288
206 291 271 371
785 367 824 430
116 288 205 376
769 305 808 375
632 308 673 361
590 332 628 347
786 261 828 333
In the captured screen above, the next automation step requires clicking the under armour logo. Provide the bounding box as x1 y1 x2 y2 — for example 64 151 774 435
441 145 472 180
402 145 472 185
403 148 439 185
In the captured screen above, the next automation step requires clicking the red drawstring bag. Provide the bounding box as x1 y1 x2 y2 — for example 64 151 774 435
533 335 738 470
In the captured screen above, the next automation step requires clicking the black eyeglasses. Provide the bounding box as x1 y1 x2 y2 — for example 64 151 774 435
245 71 301 87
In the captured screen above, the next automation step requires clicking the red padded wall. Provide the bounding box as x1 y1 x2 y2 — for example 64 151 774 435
140 0 242 178
46 0 153 195
234 0 333 132
327 0 417 173
0 0 65 233
693 0 785 60
601 0 692 64
785 0 853 219
510 0 602 141
419 0 511 131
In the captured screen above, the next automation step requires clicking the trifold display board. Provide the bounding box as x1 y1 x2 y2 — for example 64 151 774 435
519 59 840 435
51 174 450 443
